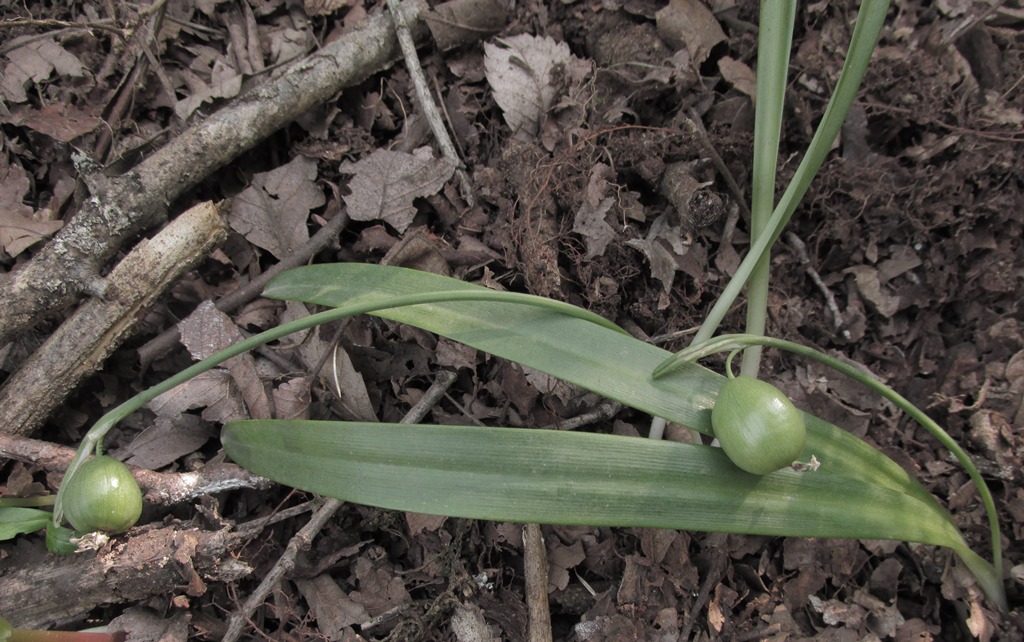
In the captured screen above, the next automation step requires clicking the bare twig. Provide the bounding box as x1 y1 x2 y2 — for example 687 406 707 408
222 369 459 642
524 523 553 642
386 0 475 205
679 534 728 642
682 109 752 222
784 231 852 340
0 431 272 506
541 401 622 431
0 524 244 630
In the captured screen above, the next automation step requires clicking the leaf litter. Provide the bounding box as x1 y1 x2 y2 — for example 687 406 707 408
0 0 1022 640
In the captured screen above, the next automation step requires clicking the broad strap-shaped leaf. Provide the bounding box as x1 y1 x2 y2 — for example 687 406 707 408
263 264 934 506
223 421 955 542
222 419 1000 607
250 263 1003 608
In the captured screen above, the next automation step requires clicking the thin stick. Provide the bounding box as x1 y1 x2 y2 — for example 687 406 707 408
524 523 553 642
222 369 458 642
678 535 728 642
784 231 851 340
386 0 475 205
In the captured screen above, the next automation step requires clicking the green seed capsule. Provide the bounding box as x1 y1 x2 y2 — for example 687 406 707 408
711 376 806 475
62 456 143 534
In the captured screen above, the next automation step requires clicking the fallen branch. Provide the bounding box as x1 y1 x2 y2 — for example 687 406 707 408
0 524 243 630
0 431 272 506
0 202 227 437
0 0 428 346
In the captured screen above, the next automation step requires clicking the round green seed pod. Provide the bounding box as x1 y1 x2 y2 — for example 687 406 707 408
62 456 143 534
711 376 806 475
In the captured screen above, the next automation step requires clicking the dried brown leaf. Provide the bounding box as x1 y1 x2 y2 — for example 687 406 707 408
147 370 248 424
295 574 369 636
174 55 244 120
844 265 901 317
0 162 63 257
229 155 325 260
4 103 101 143
573 164 618 259
304 0 355 16
656 0 726 66
718 56 757 99
350 556 412 616
178 301 272 419
1 36 86 103
331 345 378 422
451 602 500 642
120 416 215 469
273 377 311 421
342 147 455 233
483 34 591 139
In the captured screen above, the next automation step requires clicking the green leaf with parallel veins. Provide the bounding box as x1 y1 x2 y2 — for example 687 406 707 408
225 262 1004 609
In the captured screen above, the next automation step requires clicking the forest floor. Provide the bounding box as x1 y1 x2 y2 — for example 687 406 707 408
1 0 1022 640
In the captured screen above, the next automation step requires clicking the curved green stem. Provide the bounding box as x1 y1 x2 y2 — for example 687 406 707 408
653 333 1002 590
0 496 55 508
691 0 892 346
53 290 626 525
741 0 797 378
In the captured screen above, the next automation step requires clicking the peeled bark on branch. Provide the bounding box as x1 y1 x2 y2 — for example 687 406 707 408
0 1 427 346
0 202 227 437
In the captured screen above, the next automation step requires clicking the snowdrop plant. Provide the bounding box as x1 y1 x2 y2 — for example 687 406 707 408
54 0 1005 612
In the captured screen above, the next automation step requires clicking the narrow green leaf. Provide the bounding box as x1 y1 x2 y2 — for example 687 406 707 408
222 419 970 560
257 263 1004 609
263 264 935 506
695 0 892 344
739 0 797 376
0 507 51 540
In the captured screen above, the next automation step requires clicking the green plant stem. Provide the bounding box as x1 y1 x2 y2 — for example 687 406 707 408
691 0 891 347
53 289 625 525
0 496 55 508
653 333 1003 587
741 0 797 378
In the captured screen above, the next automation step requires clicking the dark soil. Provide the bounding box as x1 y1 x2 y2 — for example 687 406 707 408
1 0 1022 640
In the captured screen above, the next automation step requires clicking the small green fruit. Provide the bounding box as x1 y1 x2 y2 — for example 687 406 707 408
711 376 806 475
62 456 143 534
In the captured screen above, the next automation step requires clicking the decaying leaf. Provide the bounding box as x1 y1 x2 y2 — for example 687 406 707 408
1 36 87 103
0 162 63 257
331 345 378 423
178 301 272 419
483 34 591 139
572 163 617 259
120 416 215 470
625 213 691 294
304 0 355 16
718 56 757 99
3 102 102 143
342 147 456 233
655 0 727 66
229 155 325 260
273 377 311 421
294 574 366 637
147 369 248 425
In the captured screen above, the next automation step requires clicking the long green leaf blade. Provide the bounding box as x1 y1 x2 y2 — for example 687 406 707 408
222 420 967 551
257 263 1004 607
263 264 932 505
